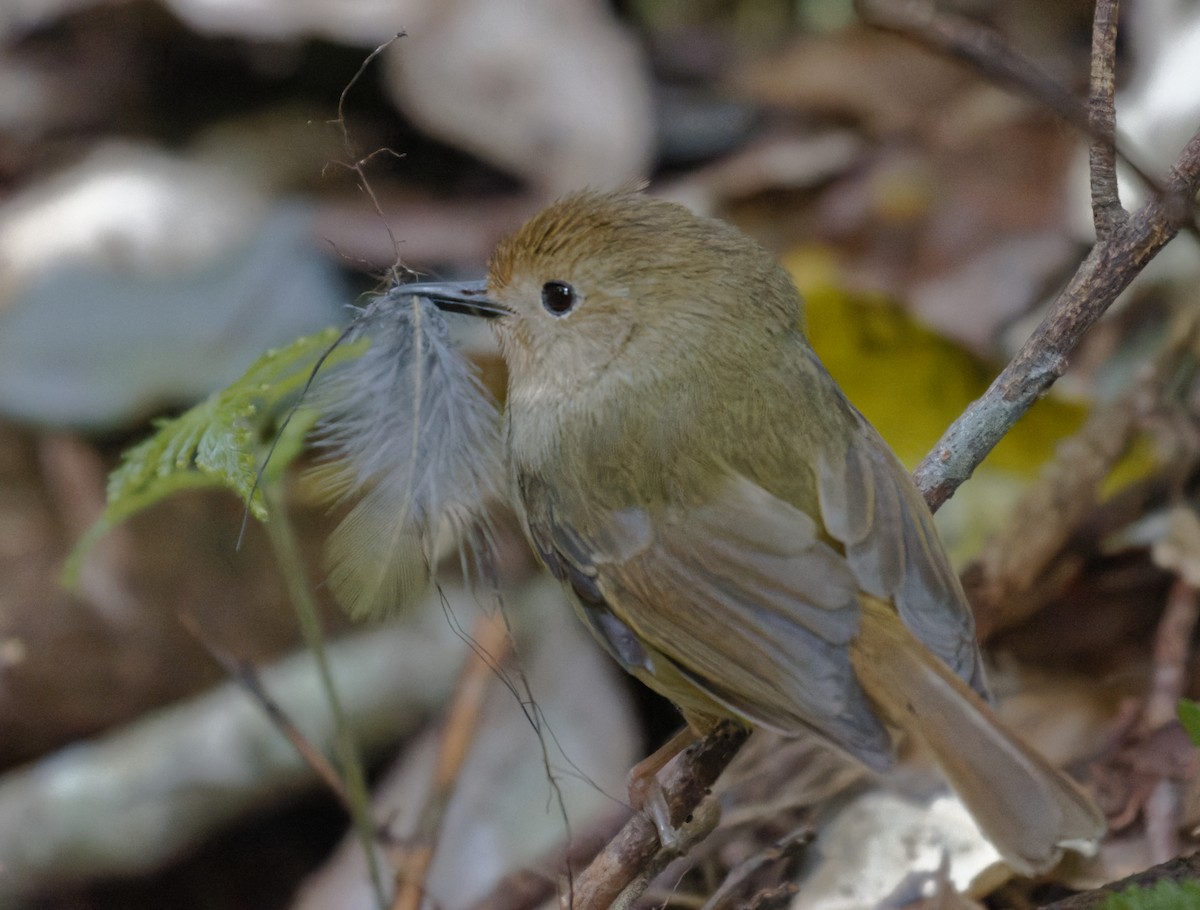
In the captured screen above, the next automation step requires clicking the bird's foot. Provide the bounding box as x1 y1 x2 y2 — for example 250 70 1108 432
627 727 698 851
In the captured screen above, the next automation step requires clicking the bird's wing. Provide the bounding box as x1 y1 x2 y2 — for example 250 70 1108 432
812 407 987 696
522 472 894 769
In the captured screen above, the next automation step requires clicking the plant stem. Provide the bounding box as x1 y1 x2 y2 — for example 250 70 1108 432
263 485 387 909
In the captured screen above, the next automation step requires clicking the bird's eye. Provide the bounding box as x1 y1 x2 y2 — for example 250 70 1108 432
541 280 578 316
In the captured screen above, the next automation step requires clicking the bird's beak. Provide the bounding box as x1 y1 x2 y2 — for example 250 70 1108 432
393 279 506 319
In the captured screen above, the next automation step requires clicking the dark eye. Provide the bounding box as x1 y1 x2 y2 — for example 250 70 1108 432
541 280 578 316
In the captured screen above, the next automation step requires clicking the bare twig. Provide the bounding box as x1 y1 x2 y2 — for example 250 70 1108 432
1141 578 1198 862
858 0 1082 122
390 612 511 910
1144 578 1199 731
858 0 1200 508
178 611 352 810
328 33 412 282
914 127 1200 510
1088 0 1124 232
610 799 721 910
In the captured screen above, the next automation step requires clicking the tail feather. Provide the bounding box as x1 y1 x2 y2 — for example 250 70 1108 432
850 596 1105 876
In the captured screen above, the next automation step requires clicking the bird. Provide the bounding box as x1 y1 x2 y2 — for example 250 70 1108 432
404 188 1106 875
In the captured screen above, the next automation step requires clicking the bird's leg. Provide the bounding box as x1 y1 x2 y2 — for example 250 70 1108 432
627 726 699 849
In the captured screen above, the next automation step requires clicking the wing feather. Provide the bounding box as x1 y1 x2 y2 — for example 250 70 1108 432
525 474 894 769
816 419 987 695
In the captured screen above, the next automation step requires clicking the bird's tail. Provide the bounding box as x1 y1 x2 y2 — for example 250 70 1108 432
850 595 1105 876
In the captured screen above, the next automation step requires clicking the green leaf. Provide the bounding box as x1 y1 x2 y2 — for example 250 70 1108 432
64 326 362 585
1100 880 1200 910
1179 698 1200 748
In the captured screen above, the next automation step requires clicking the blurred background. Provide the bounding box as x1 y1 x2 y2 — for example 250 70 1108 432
2 0 1200 907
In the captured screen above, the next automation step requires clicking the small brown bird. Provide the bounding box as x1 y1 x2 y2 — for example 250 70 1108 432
408 190 1105 874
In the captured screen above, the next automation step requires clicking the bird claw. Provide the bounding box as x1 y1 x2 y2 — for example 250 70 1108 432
629 769 682 850
626 726 700 850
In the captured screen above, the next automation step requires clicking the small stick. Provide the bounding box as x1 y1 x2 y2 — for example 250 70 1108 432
1141 578 1199 863
390 611 511 910
857 0 1200 509
1144 578 1199 731
177 611 352 810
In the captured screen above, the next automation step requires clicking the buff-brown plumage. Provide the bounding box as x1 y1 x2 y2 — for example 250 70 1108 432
485 190 1103 874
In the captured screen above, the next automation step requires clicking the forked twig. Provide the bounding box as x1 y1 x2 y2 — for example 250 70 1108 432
913 128 1200 510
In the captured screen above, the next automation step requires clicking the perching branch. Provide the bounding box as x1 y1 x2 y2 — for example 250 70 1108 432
857 0 1200 507
568 724 748 910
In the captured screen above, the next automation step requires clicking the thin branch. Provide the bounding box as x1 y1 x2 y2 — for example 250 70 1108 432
178 611 351 810
914 126 1200 510
610 798 721 910
1088 0 1125 232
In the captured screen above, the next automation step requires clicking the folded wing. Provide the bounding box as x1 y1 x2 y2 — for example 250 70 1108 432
524 473 895 770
